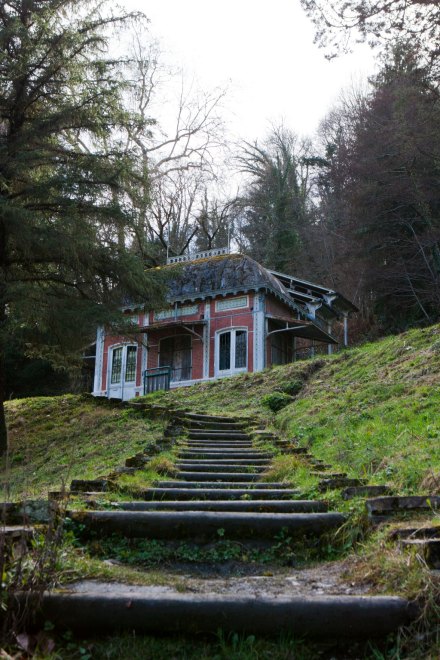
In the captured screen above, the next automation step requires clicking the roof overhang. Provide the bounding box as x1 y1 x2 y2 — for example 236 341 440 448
266 315 338 344
140 319 207 333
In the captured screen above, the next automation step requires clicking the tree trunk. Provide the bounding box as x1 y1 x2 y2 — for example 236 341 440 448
0 351 7 456
0 219 8 455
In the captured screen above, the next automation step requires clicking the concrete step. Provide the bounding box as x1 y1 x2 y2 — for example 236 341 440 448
342 485 391 500
178 452 272 460
389 525 440 541
180 443 254 449
140 488 300 500
174 472 262 481
0 500 52 524
184 413 241 423
175 463 267 473
113 500 329 513
175 459 271 466
188 432 250 440
185 420 245 430
71 479 109 493
311 472 347 479
156 480 289 488
1 525 35 542
68 510 346 540
366 495 440 518
21 589 417 638
318 478 366 492
401 538 440 568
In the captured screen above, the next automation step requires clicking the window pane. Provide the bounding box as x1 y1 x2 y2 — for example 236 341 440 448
235 330 247 369
219 332 231 370
125 346 137 382
110 347 122 384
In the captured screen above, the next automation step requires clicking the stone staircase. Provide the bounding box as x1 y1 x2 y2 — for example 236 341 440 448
68 412 345 541
9 411 418 640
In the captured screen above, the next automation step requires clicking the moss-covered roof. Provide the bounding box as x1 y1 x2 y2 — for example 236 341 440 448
155 253 299 311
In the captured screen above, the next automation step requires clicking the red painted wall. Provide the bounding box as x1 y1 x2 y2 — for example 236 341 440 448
99 294 299 390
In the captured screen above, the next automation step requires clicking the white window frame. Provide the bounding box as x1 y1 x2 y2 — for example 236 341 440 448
215 327 248 376
108 343 138 386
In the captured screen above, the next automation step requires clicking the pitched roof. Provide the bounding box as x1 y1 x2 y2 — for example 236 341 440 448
158 253 303 314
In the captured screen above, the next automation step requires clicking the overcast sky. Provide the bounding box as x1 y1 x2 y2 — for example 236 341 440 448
123 0 377 142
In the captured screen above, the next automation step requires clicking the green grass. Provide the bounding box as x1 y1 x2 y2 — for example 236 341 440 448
139 323 440 496
4 325 440 656
3 394 165 501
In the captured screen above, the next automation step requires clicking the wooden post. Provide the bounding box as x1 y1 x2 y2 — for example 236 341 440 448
343 313 348 347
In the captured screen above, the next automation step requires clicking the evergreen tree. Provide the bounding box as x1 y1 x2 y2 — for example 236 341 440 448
0 0 165 453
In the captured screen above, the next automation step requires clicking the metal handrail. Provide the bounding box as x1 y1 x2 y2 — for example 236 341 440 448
143 366 172 394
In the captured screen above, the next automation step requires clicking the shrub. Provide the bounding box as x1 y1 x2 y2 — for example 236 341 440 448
261 392 293 413
283 379 303 396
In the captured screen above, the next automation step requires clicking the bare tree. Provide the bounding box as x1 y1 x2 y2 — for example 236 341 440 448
300 0 440 70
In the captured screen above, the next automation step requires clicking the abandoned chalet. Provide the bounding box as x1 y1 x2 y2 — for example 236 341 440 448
92 248 356 400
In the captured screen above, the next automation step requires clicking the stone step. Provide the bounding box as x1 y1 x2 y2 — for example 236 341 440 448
113 500 329 513
0 500 52 524
156 474 289 490
175 458 271 466
68 510 346 540
366 495 440 517
175 463 267 473
71 479 109 493
318 478 366 492
188 432 250 440
20 589 416 638
182 438 253 444
389 525 440 541
1 525 35 542
185 420 245 430
342 485 391 500
140 488 300 500
180 443 254 449
311 472 347 479
401 538 440 568
173 472 264 482
184 413 241 423
178 452 272 460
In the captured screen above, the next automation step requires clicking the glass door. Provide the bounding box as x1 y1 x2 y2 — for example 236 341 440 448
108 345 138 400
217 329 247 375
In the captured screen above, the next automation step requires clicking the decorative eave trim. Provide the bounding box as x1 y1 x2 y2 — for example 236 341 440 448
166 284 305 318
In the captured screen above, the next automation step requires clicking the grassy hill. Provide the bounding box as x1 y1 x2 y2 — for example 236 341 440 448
4 323 440 501
140 323 440 497
3 325 440 658
3 394 164 501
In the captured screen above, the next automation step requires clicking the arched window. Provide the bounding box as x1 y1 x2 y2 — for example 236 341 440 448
216 329 247 375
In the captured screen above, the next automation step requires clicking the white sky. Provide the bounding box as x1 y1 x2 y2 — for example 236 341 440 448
122 0 377 141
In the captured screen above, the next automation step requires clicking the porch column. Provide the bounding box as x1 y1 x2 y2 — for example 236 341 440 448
203 301 211 379
93 326 105 395
343 313 349 347
327 323 333 355
253 293 265 371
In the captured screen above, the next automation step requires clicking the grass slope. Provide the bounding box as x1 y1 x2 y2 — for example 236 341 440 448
141 323 440 495
3 394 164 501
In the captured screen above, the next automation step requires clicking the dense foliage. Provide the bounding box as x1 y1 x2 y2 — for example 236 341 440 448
0 0 166 451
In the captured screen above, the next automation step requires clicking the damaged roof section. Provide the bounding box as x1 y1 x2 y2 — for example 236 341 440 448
160 253 304 315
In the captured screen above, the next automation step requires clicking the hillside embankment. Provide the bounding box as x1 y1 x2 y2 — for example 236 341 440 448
2 324 440 658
